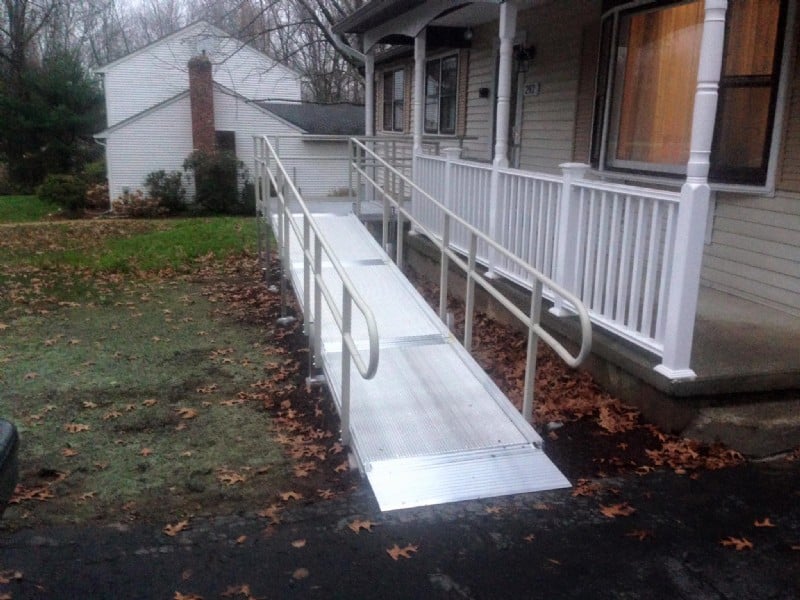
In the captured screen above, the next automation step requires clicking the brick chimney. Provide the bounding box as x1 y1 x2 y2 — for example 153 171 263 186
188 53 215 153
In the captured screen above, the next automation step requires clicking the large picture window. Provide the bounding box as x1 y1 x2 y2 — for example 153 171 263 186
382 69 405 132
424 55 458 135
594 0 787 186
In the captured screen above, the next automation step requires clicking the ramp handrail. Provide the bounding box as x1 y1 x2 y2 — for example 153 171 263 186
350 137 592 422
254 135 379 444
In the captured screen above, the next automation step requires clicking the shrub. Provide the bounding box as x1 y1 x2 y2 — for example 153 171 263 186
82 159 107 186
144 169 186 213
37 174 88 213
111 190 169 218
85 182 110 210
183 150 250 214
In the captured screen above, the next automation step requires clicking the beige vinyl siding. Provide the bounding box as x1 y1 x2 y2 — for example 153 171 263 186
702 191 800 314
573 22 601 163
515 2 599 174
701 9 800 316
462 24 497 161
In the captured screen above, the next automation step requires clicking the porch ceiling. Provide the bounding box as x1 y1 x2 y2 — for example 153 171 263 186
334 1 504 40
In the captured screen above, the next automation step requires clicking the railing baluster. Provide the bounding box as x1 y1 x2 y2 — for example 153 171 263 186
440 213 451 322
522 278 543 423
341 288 352 444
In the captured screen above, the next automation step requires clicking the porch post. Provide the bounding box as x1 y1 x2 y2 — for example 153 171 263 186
365 49 375 137
655 0 727 379
413 29 426 156
364 49 375 206
411 28 426 232
486 0 517 277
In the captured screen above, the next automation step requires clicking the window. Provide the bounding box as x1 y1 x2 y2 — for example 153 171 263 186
593 0 788 186
424 55 458 135
383 69 405 132
216 130 236 154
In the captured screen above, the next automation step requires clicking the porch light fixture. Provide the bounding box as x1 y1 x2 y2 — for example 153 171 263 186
515 45 536 73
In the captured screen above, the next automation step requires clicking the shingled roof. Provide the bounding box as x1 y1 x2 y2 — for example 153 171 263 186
259 102 364 136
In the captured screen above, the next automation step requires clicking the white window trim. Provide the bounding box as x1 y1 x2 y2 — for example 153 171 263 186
592 0 797 195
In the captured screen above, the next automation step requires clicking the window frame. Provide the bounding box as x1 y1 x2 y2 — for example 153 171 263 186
382 68 405 133
590 0 792 191
424 53 459 136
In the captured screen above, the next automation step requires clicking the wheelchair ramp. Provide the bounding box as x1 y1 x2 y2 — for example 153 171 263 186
281 212 570 511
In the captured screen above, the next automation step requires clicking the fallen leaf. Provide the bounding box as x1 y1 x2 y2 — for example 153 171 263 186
78 491 96 502
163 520 190 537
0 570 23 584
317 489 335 500
625 529 653 541
485 506 502 514
61 447 79 457
176 407 198 420
24 372 38 380
292 568 309 580
291 539 306 548
0 323 8 330
221 585 253 597
280 491 303 502
334 461 349 473
547 558 562 565
523 534 535 542
386 543 418 560
258 504 282 525
140 447 153 457
82 401 97 409
236 535 247 544
754 518 776 528
600 503 636 518
720 536 753 551
64 423 90 433
348 519 375 534
174 593 203 600
142 399 158 407
103 411 122 420
217 470 246 486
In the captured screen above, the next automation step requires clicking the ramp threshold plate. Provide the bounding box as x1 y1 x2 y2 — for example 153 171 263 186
277 211 570 510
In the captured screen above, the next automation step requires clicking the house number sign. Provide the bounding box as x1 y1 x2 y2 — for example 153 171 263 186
524 82 541 96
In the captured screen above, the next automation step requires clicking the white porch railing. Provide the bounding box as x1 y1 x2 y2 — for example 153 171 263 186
413 152 681 357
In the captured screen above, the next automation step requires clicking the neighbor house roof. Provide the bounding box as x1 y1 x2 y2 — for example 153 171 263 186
93 83 307 139
256 103 365 136
94 20 299 78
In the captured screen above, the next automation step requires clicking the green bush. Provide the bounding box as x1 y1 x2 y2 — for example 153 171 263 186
144 169 186 213
183 150 251 214
82 159 107 186
37 174 88 213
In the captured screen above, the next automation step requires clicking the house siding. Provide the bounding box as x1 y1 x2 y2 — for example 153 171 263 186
700 8 800 315
101 23 300 128
515 2 599 174
106 89 353 201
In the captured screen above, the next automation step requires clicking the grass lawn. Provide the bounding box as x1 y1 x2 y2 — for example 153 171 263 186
0 195 60 224
0 215 350 530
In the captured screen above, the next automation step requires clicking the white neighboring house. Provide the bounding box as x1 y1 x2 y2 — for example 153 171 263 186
94 21 363 201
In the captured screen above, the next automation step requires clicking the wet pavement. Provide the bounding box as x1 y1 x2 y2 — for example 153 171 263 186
2 458 799 599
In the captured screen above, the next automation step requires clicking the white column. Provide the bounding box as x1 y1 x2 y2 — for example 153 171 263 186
655 0 727 379
413 29 426 156
492 1 517 170
486 1 518 277
365 49 375 137
550 162 589 316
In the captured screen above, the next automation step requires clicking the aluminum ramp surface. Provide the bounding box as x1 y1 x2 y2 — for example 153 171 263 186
280 212 570 510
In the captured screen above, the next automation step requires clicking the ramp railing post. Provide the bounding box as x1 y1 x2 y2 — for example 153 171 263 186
551 163 588 316
302 217 311 335
464 232 478 352
313 237 323 368
341 288 352 445
439 214 451 321
522 279 544 422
